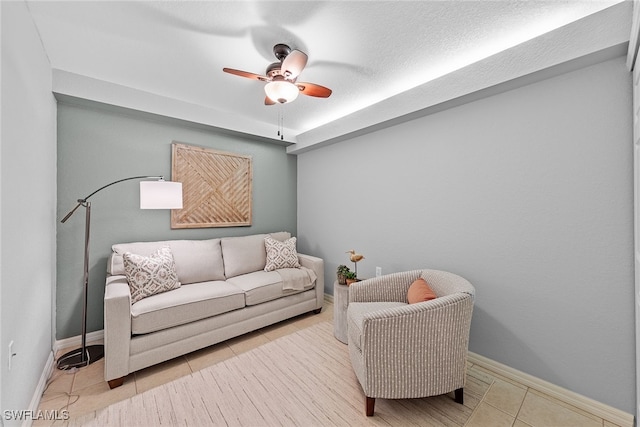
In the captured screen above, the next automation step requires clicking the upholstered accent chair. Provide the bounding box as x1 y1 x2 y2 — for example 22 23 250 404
347 269 475 416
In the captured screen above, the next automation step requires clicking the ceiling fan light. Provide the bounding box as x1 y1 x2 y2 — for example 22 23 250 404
265 80 299 104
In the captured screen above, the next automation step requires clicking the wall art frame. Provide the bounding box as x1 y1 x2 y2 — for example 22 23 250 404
171 142 252 228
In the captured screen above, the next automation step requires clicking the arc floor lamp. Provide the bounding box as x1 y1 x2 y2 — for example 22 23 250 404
57 176 183 370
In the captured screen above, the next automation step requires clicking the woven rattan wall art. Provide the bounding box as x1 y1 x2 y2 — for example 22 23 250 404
171 142 252 228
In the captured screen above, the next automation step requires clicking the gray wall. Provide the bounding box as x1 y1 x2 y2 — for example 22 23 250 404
1 1 57 422
57 102 297 339
296 56 634 413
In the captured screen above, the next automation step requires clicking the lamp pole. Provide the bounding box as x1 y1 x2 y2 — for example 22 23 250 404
57 175 167 370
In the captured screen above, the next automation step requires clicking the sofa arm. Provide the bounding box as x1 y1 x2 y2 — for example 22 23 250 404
298 253 324 309
349 270 423 303
104 275 131 382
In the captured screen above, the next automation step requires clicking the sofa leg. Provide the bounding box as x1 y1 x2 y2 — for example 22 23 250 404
312 308 322 314
366 397 375 416
108 377 125 389
454 388 464 404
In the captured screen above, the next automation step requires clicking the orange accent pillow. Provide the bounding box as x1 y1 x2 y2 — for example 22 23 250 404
407 278 437 304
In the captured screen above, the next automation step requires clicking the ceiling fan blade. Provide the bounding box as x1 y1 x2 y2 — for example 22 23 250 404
281 50 308 79
265 96 276 106
296 82 332 98
223 68 269 81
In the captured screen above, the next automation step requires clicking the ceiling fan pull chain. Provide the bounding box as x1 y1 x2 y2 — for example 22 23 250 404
281 108 284 140
276 104 284 140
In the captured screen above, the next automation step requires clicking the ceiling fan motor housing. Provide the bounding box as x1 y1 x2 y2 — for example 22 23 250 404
266 62 284 78
273 43 292 61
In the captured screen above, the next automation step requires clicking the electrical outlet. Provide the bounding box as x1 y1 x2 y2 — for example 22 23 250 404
376 267 382 277
8 341 15 371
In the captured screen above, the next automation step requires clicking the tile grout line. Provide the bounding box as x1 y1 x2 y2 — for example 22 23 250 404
464 377 497 426
513 388 532 427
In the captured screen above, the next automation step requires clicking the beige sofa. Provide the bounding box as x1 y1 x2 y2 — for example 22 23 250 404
104 232 324 388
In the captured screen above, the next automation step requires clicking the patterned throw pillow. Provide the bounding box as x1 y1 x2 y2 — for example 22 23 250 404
264 236 300 272
123 246 180 304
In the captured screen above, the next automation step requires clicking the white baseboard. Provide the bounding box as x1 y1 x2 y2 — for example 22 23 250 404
468 352 634 427
52 329 104 354
23 351 55 427
324 292 334 304
26 332 106 427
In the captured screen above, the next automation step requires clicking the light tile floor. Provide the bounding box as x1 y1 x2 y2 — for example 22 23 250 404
36 302 622 426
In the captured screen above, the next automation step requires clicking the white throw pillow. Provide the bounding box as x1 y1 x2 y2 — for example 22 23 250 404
264 236 300 271
123 246 180 304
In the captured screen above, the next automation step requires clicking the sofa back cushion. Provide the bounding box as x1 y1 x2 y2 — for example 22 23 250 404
220 234 267 278
221 232 291 278
110 239 225 284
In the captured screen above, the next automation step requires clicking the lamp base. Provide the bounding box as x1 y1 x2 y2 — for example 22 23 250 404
56 344 104 370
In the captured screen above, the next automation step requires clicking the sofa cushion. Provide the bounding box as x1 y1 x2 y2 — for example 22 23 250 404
269 231 291 242
264 236 300 271
347 302 407 351
168 239 225 283
123 246 181 304
221 234 268 278
130 281 245 334
111 239 225 284
226 269 315 306
220 232 292 278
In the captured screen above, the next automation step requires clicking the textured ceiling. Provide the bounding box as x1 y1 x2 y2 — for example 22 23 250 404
26 1 628 150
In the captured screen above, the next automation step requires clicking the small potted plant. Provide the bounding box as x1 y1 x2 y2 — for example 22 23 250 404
344 270 358 286
337 265 351 285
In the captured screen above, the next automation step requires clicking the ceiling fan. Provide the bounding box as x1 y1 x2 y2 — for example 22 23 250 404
223 43 332 105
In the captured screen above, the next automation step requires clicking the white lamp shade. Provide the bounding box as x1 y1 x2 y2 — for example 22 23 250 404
140 181 183 209
265 80 299 104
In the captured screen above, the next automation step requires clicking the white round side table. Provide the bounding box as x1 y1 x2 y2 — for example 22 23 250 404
333 280 349 344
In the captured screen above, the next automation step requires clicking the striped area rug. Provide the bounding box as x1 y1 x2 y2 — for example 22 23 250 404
70 322 481 426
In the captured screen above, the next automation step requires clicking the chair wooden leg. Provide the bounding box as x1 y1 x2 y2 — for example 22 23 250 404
107 377 124 389
366 396 375 416
454 388 464 404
